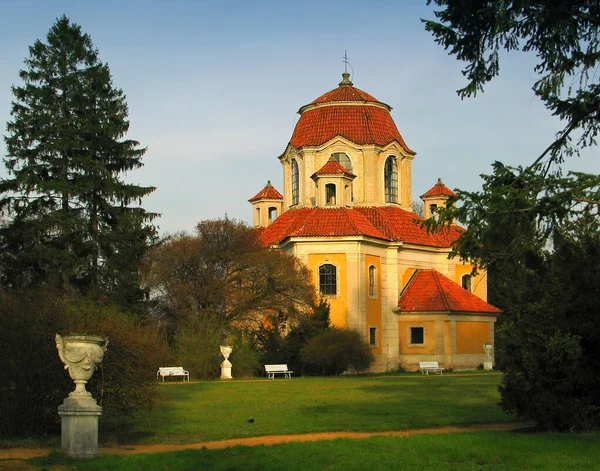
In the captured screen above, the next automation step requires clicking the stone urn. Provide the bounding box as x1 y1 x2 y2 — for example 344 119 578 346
56 335 108 396
220 345 233 379
55 334 108 458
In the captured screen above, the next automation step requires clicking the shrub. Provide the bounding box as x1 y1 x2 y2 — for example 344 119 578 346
0 290 70 437
285 300 331 375
228 329 261 378
252 301 331 375
61 299 170 430
174 317 260 380
300 328 374 375
0 289 169 438
174 316 222 380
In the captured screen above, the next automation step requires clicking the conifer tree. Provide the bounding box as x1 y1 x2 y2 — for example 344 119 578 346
0 15 156 301
423 1 600 430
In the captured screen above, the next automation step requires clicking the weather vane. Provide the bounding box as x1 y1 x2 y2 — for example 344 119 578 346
343 50 349 73
341 50 354 83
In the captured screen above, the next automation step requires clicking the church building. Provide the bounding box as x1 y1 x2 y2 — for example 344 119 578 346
249 72 500 371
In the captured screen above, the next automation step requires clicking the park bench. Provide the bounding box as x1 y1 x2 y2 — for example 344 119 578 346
419 361 444 376
265 364 293 379
157 366 190 382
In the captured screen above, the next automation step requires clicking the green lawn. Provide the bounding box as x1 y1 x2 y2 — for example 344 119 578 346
113 373 512 444
34 432 600 470
7 373 600 470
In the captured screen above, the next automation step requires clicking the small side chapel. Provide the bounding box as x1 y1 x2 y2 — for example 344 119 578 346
249 72 500 371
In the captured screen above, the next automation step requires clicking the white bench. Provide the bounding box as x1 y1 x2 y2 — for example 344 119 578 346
265 364 293 379
157 367 190 382
419 361 444 375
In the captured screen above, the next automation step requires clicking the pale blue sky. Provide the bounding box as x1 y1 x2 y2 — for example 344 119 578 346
0 0 597 235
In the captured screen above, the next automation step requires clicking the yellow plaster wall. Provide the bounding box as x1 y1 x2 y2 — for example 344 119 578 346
456 321 490 354
365 255 382 355
454 263 488 302
308 253 348 328
444 321 452 356
398 320 436 355
454 263 472 285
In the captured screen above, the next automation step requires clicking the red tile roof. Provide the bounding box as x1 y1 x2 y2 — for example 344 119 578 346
397 269 501 314
258 207 388 246
286 80 415 155
312 160 356 178
311 85 381 105
421 178 457 199
248 181 283 202
354 206 462 247
257 206 463 248
290 104 414 154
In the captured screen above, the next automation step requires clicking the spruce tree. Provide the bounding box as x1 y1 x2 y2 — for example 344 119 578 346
0 15 156 301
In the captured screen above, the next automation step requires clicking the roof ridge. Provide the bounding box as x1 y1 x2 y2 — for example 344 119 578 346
399 269 419 298
432 270 451 311
287 208 310 237
364 106 376 144
344 207 365 235
353 207 391 241
370 206 397 241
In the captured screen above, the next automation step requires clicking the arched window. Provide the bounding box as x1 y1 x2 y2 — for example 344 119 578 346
368 265 376 298
330 153 353 201
319 264 337 295
325 183 336 205
329 152 352 172
268 207 277 222
291 159 299 206
429 203 439 220
462 274 472 292
384 156 398 203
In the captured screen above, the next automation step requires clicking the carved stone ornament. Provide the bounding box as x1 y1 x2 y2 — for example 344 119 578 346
56 335 108 396
483 343 494 361
220 345 233 379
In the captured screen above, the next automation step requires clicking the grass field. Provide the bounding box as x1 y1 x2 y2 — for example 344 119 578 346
33 432 600 470
5 373 600 470
114 372 513 444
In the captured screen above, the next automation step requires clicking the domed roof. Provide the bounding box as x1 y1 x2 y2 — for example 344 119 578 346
311 79 381 105
248 181 283 202
288 74 415 154
420 178 457 199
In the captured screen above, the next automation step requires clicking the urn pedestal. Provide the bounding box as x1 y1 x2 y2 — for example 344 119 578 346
220 345 233 380
56 335 108 458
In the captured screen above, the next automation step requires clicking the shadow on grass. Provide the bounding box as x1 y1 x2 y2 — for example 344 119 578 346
297 377 512 431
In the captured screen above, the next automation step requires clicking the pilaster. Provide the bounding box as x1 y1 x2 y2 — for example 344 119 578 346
345 249 362 331
381 246 400 369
